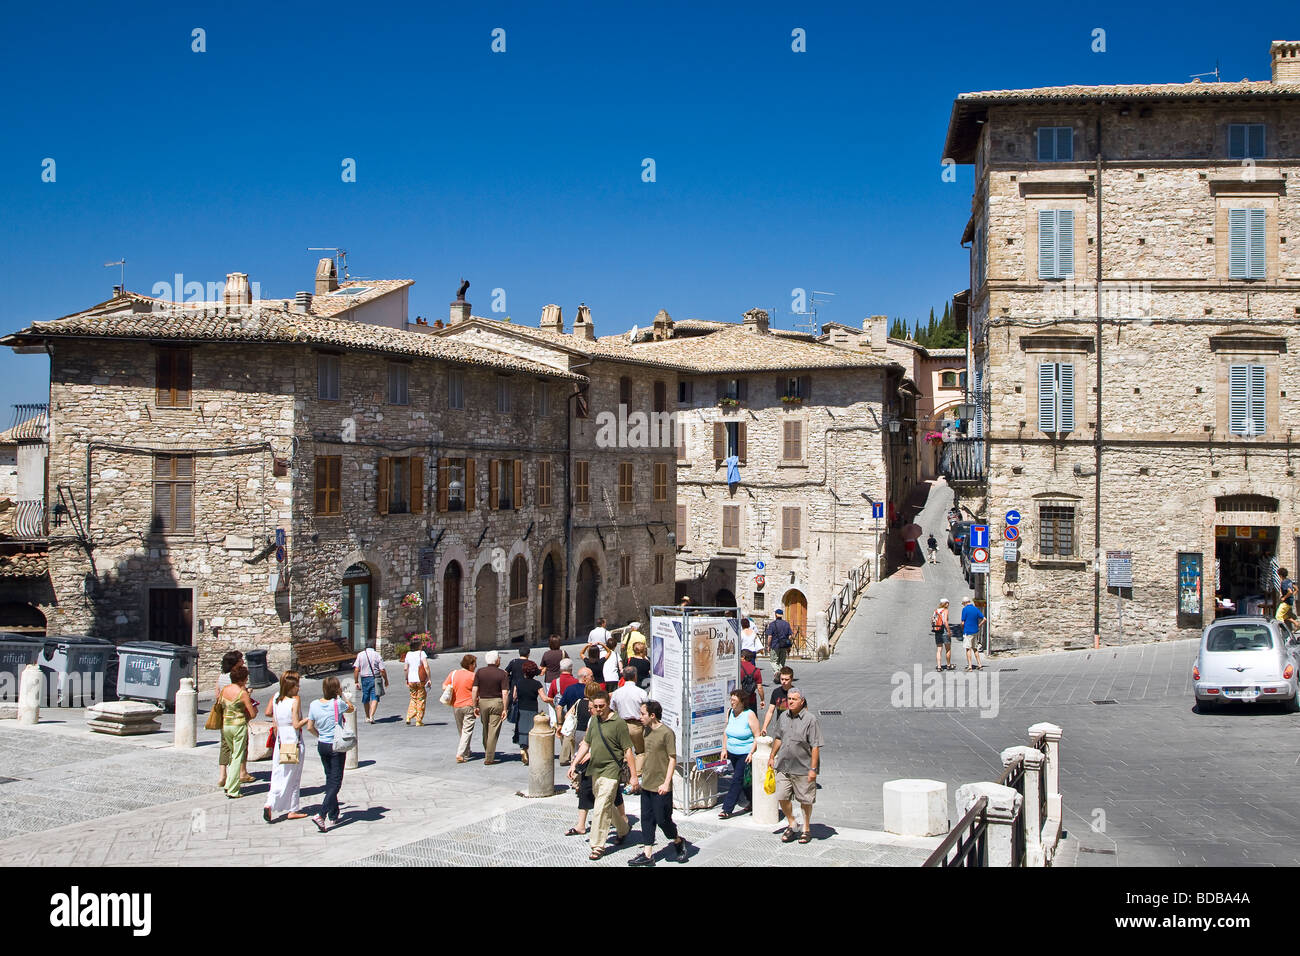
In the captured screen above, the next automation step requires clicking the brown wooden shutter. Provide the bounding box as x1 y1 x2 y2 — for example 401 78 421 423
738 379 748 401
489 459 499 510
410 456 424 514
466 458 476 511
315 459 328 514
437 458 450 512
676 504 687 548
175 349 192 407
715 380 724 403
156 350 171 406
737 422 748 464
791 507 801 549
512 459 523 510
781 507 793 551
800 375 811 401
654 381 666 413
175 479 193 532
776 374 786 398
377 457 390 514
713 423 726 462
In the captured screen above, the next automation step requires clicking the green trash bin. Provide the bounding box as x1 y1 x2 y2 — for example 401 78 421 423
0 634 43 702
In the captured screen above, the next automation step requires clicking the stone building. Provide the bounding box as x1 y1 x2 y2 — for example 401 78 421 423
3 266 585 681
942 40 1300 649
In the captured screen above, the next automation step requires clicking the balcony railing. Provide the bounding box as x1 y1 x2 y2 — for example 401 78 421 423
7 404 47 441
940 437 985 484
12 499 46 539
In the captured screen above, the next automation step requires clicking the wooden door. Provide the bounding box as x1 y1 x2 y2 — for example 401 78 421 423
443 562 462 649
782 589 807 654
576 558 599 638
474 565 499 649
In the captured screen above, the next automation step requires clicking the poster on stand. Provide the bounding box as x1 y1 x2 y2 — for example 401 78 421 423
649 613 685 744
687 615 740 758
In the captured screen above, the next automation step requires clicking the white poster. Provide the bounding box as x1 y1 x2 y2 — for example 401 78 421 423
688 615 740 758
649 613 684 749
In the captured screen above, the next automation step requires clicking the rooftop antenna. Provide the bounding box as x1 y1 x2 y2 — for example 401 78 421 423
1190 60 1221 82
308 247 349 281
104 258 125 291
792 290 835 337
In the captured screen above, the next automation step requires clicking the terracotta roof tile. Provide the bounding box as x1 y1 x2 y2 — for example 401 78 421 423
0 551 48 578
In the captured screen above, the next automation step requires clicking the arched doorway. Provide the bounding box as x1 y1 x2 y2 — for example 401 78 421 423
443 562 463 650
576 558 600 637
540 553 558 638
508 555 529 642
474 564 499 649
0 602 45 635
781 588 808 656
341 563 373 652
714 588 737 609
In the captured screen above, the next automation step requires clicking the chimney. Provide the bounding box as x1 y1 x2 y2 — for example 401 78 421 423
742 308 770 334
112 285 124 297
224 272 252 306
293 291 312 314
865 315 889 353
1273 41 1300 84
652 309 673 340
540 304 563 333
315 257 338 295
573 304 595 341
449 298 471 325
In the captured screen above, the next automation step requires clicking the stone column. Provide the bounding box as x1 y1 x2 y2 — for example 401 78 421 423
883 779 949 837
814 611 829 658
1002 745 1045 866
344 688 360 770
955 782 1023 867
174 678 198 749
528 712 556 797
751 736 779 825
1028 722 1063 810
18 664 40 725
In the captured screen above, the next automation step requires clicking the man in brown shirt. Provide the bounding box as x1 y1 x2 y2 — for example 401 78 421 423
628 700 688 866
471 650 510 764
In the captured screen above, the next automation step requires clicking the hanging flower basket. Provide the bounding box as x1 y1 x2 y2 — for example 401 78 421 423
718 397 740 408
925 431 944 445
312 599 340 619
400 592 423 609
780 395 803 405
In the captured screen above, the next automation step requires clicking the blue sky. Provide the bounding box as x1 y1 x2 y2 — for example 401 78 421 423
0 1 1295 413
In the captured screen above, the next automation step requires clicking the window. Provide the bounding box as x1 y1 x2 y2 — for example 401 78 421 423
447 369 465 410
620 376 632 408
779 375 810 401
575 389 590 419
155 347 192 408
1228 208 1266 280
1228 123 1266 160
509 556 528 604
537 382 550 417
717 378 747 402
782 420 803 462
575 460 590 505
314 456 341 515
1229 364 1267 436
1038 210 1075 280
780 507 801 551
1037 126 1073 161
653 461 668 502
940 371 960 389
713 421 748 463
676 503 688 549
437 457 473 512
488 458 522 510
153 454 194 533
618 461 634 507
677 422 687 462
620 554 632 587
753 591 765 611
496 376 511 414
1039 504 1076 557
654 554 665 585
377 456 424 515
387 363 409 405
653 381 667 413
317 353 340 401
1037 362 1075 434
722 505 741 549
678 380 694 404
538 460 553 507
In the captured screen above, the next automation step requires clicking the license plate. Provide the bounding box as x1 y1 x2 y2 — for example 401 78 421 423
1226 687 1257 699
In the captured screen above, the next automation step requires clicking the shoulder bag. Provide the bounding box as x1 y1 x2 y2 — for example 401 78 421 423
331 699 357 753
204 695 224 731
591 715 630 786
278 709 300 764
440 676 455 706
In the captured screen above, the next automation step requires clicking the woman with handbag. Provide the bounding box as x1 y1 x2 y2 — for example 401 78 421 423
404 638 431 726
264 671 309 824
218 663 258 799
306 676 355 832
717 690 760 820
214 650 255 790
442 655 477 763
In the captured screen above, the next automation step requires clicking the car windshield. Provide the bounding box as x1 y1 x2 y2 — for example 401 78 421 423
1206 624 1273 652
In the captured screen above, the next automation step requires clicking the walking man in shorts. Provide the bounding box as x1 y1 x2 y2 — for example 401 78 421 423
768 689 823 845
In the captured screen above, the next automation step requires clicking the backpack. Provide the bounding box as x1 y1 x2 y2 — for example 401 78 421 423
931 608 945 633
739 663 759 700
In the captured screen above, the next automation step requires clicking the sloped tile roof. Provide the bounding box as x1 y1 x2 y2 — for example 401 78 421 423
306 280 413 317
0 551 48 578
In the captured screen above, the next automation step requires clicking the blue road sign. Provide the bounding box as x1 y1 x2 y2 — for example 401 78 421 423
872 502 884 519
275 528 286 547
1005 526 1019 542
1005 510 1021 526
970 525 989 549
756 560 765 570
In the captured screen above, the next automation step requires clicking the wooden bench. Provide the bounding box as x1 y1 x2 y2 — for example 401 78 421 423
294 639 354 677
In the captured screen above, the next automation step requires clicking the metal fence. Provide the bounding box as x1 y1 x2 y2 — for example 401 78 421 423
12 499 45 540
940 437 985 484
997 753 1027 867
923 796 988 867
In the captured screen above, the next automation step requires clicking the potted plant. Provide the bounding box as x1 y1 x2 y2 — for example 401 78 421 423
312 599 340 620
718 396 740 408
400 592 423 609
781 395 803 405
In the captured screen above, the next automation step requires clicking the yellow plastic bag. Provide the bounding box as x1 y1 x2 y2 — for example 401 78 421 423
763 766 776 795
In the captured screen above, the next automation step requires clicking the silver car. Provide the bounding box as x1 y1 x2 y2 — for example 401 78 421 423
1193 616 1300 712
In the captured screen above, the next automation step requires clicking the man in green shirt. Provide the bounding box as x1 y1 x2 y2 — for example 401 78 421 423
568 689 638 860
628 700 688 866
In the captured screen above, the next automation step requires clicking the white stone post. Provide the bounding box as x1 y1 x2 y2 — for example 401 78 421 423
174 678 197 749
751 736 779 825
344 688 360 770
883 779 949 837
956 782 1023 867
18 664 40 725
814 611 829 658
528 713 556 797
1028 722 1062 815
1002 745 1045 867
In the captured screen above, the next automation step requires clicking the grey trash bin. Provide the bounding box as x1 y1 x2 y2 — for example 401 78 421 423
116 641 199 709
0 634 43 702
244 649 277 689
39 636 116 707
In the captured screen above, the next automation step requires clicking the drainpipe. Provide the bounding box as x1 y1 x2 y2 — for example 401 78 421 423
1093 114 1104 649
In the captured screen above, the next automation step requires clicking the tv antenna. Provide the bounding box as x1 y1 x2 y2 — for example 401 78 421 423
308 247 349 281
104 258 126 290
1190 60 1221 82
792 290 835 337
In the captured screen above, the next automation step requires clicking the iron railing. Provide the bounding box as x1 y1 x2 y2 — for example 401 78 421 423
997 753 1027 867
940 437 985 484
823 559 872 651
12 499 46 540
923 796 989 867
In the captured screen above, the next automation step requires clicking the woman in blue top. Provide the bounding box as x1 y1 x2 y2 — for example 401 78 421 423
306 676 355 832
718 690 761 819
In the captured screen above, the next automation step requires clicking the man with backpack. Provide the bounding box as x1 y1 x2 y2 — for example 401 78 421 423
765 609 794 668
931 599 952 671
739 649 764 710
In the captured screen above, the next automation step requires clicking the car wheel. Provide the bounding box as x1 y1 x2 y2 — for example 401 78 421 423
1285 693 1300 715
1194 698 1217 714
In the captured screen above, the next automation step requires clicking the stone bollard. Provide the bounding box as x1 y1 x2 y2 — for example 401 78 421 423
751 736 779 825
1002 745 1046 866
174 678 198 749
1028 722 1063 812
344 689 360 770
18 664 41 725
956 782 1023 866
883 779 949 837
528 712 556 797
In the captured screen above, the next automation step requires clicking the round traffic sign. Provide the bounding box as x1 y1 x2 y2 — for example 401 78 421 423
1004 526 1019 541
972 547 989 564
756 560 765 570
1005 510 1021 526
